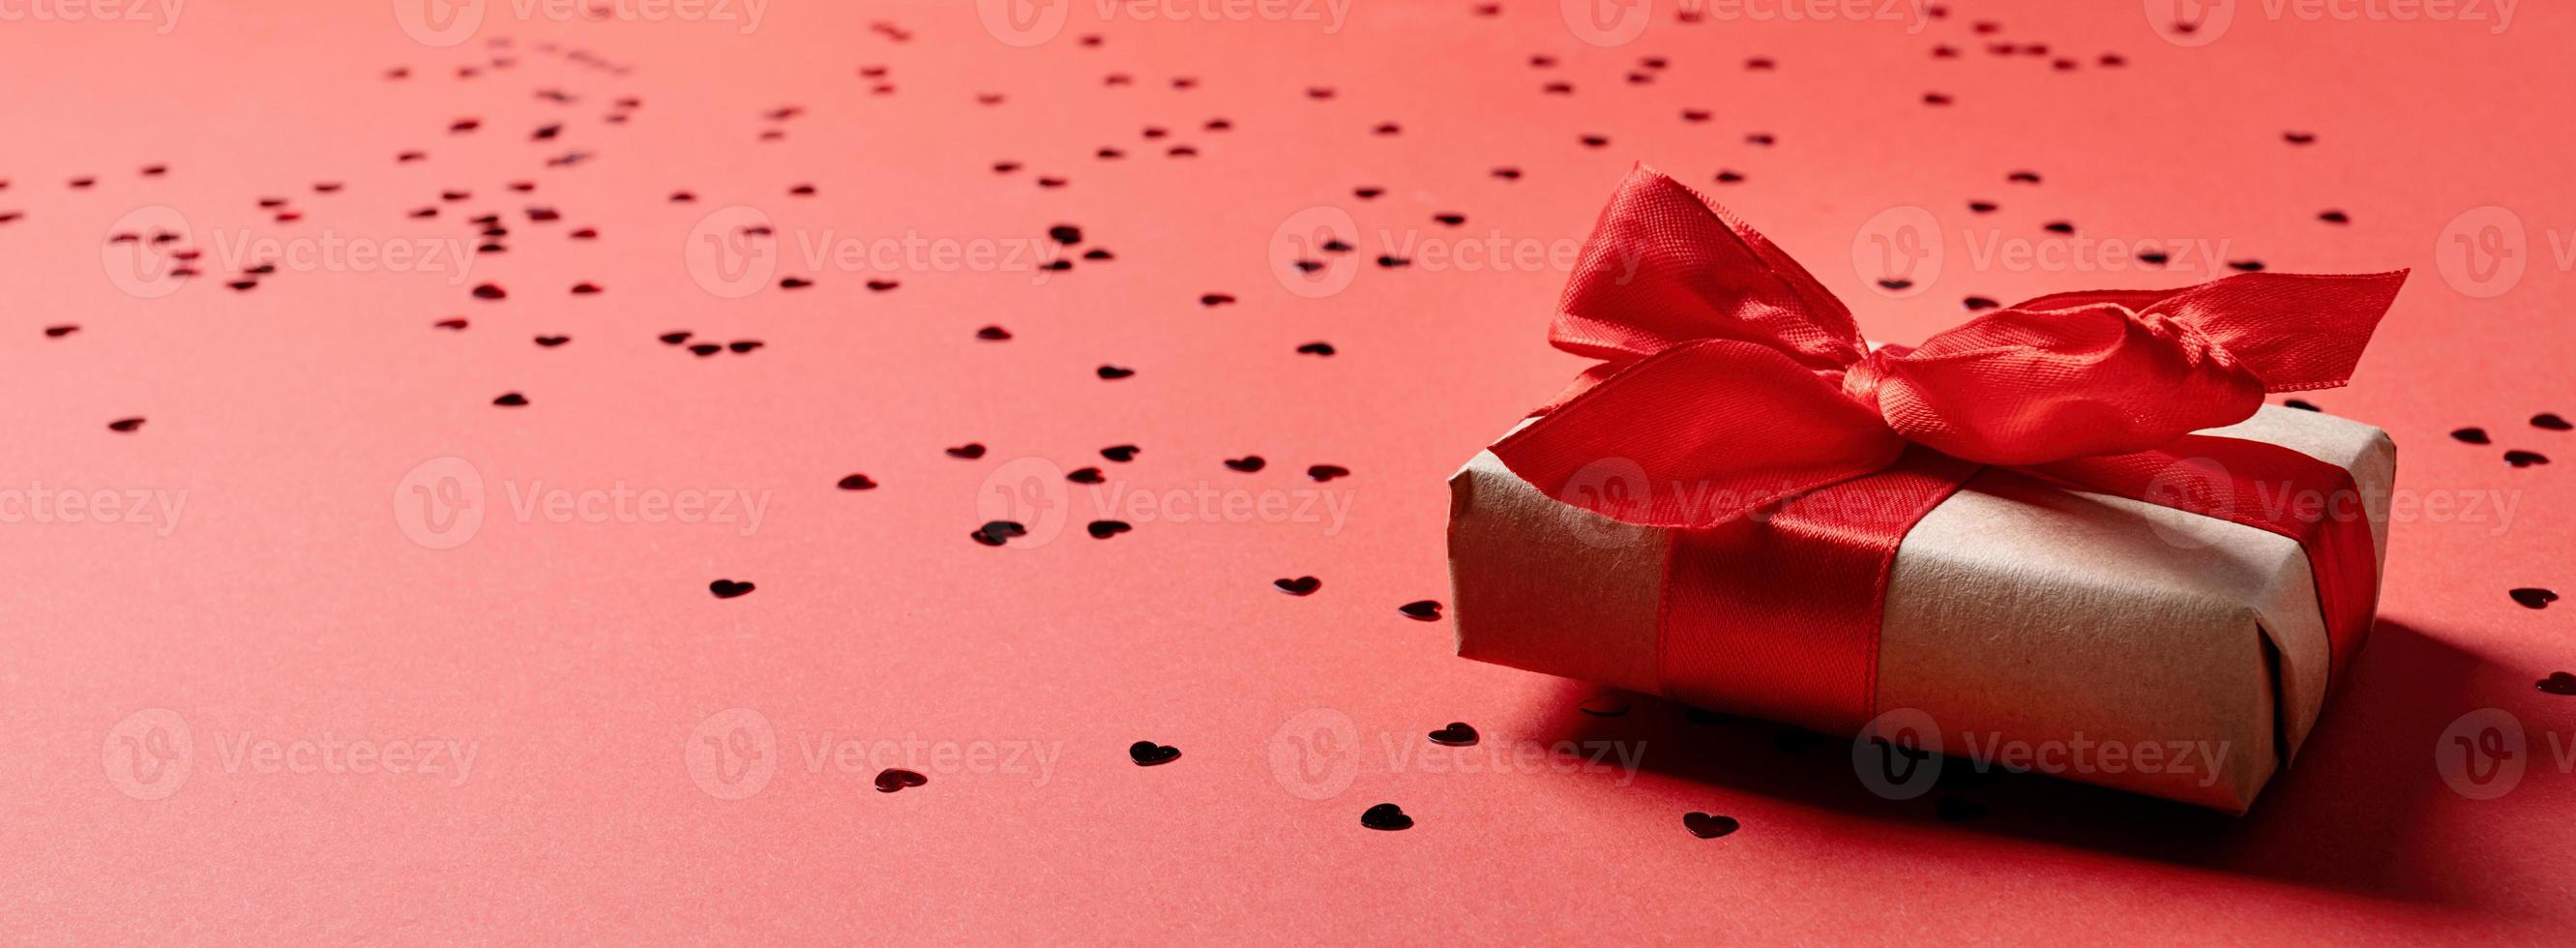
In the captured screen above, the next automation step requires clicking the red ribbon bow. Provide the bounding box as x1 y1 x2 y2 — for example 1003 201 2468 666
1496 164 2407 529
1491 165 2404 732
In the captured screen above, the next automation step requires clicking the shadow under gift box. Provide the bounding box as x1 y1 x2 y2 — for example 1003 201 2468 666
1447 404 2393 814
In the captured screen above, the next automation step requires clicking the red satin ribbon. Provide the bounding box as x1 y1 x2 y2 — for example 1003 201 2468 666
1496 164 2404 733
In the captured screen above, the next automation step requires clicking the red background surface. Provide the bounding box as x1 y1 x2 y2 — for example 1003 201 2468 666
4 0 2571 941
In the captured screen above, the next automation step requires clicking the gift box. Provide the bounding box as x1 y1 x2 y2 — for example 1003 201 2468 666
1448 166 2406 813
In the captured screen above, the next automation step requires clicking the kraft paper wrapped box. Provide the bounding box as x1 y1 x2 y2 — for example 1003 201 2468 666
1451 405 2392 813
1448 166 2407 813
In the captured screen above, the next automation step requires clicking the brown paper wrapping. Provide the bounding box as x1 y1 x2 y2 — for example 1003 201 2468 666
1447 405 2394 812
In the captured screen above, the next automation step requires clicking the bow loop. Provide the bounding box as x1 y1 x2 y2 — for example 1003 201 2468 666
1551 164 1865 374
1491 340 1903 530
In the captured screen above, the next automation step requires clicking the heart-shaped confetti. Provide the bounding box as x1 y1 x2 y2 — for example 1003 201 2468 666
1359 803 1413 831
873 768 929 793
1682 813 1740 839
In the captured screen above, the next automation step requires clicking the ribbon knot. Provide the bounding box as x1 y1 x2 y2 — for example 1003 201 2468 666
1836 348 1893 411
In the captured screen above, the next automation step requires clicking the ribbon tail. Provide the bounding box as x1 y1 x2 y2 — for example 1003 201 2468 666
2010 270 2409 393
